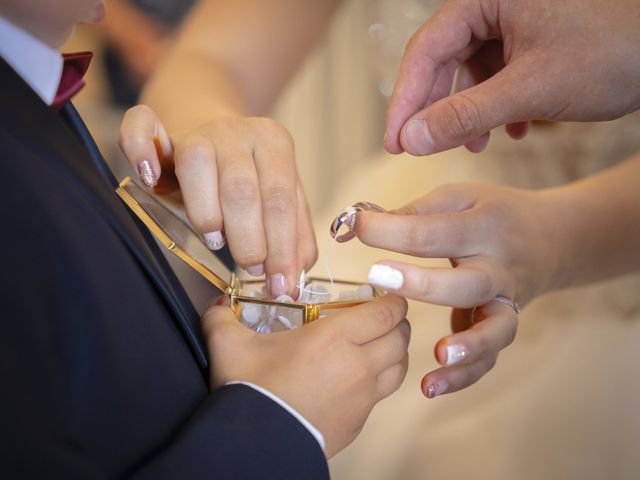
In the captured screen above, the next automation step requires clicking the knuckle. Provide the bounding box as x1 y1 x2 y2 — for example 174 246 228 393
404 31 421 54
261 182 296 216
252 118 294 147
233 247 266 268
174 136 213 168
402 221 434 255
373 303 397 332
416 271 433 300
220 175 260 211
443 94 482 141
471 269 494 303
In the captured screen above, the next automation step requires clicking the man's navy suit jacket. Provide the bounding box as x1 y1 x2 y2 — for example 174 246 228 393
0 58 328 479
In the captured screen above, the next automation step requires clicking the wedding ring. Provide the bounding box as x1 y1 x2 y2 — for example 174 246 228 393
329 201 387 243
471 295 520 324
489 295 520 314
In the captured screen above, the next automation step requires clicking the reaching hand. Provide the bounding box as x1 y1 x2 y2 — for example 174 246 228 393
385 0 640 156
202 295 410 458
353 183 564 397
119 105 317 298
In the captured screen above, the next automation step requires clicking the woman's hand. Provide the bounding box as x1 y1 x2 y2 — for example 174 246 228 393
352 183 564 397
119 105 317 298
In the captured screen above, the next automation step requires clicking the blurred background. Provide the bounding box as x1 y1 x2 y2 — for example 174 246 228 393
65 1 640 478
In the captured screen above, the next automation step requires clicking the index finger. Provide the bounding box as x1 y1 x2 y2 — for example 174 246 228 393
355 210 478 258
119 104 173 188
384 0 496 153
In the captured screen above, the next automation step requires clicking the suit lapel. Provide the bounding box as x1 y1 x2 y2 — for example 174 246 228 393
0 59 209 373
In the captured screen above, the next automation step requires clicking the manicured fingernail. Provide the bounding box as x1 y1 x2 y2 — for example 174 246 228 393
445 344 469 366
137 159 157 187
403 119 434 155
368 264 404 290
203 231 226 250
270 273 288 297
245 264 264 277
425 380 447 399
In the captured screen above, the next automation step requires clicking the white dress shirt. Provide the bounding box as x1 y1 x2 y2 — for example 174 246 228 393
0 15 62 106
0 13 325 452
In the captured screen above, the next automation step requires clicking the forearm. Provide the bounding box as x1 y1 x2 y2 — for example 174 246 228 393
141 52 248 134
140 0 341 134
543 153 640 292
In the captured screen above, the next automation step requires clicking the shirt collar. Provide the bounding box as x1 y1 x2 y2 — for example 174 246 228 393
0 15 63 106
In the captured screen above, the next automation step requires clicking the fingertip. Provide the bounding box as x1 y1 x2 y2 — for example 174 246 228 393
383 127 405 154
505 121 529 140
136 158 159 188
203 231 226 251
464 131 491 153
420 374 448 399
434 337 447 365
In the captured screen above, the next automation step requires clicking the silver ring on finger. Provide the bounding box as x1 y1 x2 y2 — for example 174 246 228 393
471 295 520 324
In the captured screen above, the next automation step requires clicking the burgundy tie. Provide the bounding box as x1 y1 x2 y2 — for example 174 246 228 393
51 51 93 110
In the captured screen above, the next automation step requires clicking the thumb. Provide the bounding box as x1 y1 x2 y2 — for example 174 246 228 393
399 58 542 155
201 299 245 345
201 302 248 388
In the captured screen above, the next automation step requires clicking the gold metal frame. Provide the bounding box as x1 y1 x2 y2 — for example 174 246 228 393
116 177 380 325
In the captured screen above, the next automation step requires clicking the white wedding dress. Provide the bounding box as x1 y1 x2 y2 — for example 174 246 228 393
272 1 640 479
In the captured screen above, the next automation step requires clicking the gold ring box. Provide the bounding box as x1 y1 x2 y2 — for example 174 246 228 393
116 177 381 332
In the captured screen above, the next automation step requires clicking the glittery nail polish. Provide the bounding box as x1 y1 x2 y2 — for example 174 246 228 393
137 159 157 187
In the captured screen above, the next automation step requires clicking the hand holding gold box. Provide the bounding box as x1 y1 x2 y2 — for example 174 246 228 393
116 177 381 332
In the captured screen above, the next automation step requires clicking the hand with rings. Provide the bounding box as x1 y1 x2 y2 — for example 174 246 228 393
332 182 560 398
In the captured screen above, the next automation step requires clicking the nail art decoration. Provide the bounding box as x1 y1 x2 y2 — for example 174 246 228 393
137 159 157 187
203 231 226 250
445 344 469 366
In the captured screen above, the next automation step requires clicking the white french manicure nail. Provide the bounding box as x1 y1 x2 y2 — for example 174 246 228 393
446 344 469 366
203 231 226 250
368 264 404 290
137 159 157 187
270 273 288 298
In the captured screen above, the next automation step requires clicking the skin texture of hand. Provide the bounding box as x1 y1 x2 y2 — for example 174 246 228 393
385 0 640 156
354 154 640 397
202 294 410 458
119 105 317 298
